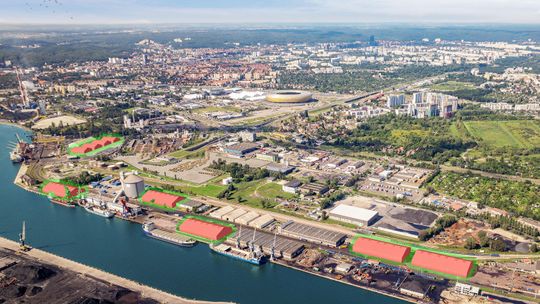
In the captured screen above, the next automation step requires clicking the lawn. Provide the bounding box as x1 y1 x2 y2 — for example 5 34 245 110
463 120 540 149
229 181 295 208
186 184 226 197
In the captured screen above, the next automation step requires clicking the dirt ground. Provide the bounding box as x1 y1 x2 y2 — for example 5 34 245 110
470 262 540 297
428 219 487 247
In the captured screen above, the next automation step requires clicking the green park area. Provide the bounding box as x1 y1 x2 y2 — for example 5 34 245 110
349 234 477 280
227 181 296 208
175 215 237 244
67 133 125 157
462 120 540 149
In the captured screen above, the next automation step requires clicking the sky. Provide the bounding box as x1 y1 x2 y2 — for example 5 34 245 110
1 0 540 25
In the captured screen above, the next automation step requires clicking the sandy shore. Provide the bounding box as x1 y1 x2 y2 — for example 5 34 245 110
0 237 231 304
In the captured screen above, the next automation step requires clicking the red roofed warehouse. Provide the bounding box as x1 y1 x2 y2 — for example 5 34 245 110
179 218 233 241
43 182 79 198
352 237 411 263
411 250 473 278
141 190 184 208
71 146 92 154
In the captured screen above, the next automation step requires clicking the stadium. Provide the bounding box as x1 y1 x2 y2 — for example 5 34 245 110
266 91 313 103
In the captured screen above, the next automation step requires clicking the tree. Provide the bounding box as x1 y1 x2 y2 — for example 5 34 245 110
464 237 478 250
489 238 507 252
530 243 538 253
477 231 489 247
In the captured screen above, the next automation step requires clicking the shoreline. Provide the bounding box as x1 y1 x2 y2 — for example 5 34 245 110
273 260 415 304
0 236 231 304
0 120 33 132
13 162 416 304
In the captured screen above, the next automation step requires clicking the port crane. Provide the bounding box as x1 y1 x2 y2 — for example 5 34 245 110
19 221 31 252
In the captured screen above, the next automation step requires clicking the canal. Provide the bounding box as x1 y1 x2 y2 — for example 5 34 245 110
0 124 405 304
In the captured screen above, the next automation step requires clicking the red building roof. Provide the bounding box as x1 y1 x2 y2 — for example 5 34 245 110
411 250 473 278
71 146 92 154
352 237 411 263
141 190 184 208
179 218 232 241
102 136 120 143
42 182 79 198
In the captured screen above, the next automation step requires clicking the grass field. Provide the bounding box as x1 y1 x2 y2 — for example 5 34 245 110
228 181 295 208
463 120 540 149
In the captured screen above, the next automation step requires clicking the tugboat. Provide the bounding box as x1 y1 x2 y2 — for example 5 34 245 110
84 205 115 218
142 222 196 247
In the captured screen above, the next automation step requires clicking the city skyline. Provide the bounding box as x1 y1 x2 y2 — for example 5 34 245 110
2 0 540 25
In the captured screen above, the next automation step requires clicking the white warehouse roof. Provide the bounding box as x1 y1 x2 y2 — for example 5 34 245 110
329 204 378 222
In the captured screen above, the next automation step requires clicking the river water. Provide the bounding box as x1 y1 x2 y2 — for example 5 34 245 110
0 124 404 304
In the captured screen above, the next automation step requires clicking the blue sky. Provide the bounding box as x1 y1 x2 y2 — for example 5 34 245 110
2 0 540 24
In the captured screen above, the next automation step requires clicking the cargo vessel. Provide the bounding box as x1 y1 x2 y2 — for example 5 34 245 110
209 243 263 265
142 222 196 247
49 198 76 208
84 206 115 218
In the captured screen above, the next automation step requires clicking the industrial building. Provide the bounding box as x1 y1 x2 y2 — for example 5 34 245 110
223 142 259 157
265 163 295 174
209 206 235 219
42 182 80 198
411 250 473 278
178 218 233 241
235 211 260 225
248 214 275 229
178 200 205 213
298 183 329 195
279 221 347 247
328 204 379 227
229 227 305 260
351 237 411 263
222 208 247 222
141 190 185 208
282 180 301 194
70 136 120 155
121 173 145 199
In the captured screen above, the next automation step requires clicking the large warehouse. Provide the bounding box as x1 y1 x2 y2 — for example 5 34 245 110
352 237 411 263
141 190 185 208
279 221 347 247
411 250 473 278
329 204 379 227
266 91 313 103
178 218 233 241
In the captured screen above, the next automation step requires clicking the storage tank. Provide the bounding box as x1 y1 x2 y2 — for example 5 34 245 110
122 173 145 198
